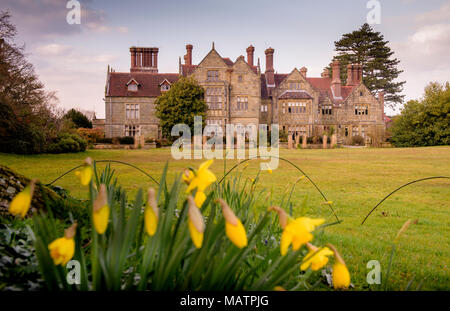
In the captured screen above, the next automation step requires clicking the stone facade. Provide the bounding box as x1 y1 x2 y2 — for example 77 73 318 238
104 44 387 145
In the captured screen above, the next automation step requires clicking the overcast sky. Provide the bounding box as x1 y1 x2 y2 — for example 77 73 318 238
3 0 450 118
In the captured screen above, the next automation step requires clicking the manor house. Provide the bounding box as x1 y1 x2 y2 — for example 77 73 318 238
103 44 388 145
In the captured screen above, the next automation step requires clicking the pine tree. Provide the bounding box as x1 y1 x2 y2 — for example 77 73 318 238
327 23 405 108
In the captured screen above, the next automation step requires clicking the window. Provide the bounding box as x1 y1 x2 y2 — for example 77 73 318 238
238 75 243 82
206 119 222 125
260 104 268 112
126 104 139 119
321 105 332 115
236 96 248 111
161 84 170 91
355 104 369 115
128 84 138 92
360 91 363 96
345 127 349 137
125 125 139 137
352 126 359 137
207 70 219 81
206 87 222 110
289 82 301 90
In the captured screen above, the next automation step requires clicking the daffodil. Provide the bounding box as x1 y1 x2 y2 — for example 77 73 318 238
186 160 217 193
75 157 93 186
266 164 272 174
273 286 286 291
9 179 37 218
217 199 248 248
144 188 158 236
184 160 216 208
269 206 324 255
48 223 77 266
328 244 351 289
300 243 334 271
187 196 205 248
93 184 110 234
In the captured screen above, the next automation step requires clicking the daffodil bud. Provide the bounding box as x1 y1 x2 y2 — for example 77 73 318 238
145 188 158 236
268 206 288 229
8 178 37 218
93 184 109 234
216 199 248 249
49 223 76 266
64 223 77 239
327 243 351 289
187 196 205 248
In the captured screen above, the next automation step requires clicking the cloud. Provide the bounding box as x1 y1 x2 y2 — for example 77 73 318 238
35 43 72 56
415 3 450 24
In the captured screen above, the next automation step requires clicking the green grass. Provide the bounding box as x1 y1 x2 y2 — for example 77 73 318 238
1 146 449 290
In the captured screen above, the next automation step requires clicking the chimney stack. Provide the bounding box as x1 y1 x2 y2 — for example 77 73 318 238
185 44 193 66
331 60 342 98
346 64 355 86
356 64 363 84
265 47 275 85
130 47 158 73
246 45 255 67
300 66 307 77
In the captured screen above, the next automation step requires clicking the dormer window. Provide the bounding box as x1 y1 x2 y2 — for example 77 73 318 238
126 78 140 92
159 79 172 92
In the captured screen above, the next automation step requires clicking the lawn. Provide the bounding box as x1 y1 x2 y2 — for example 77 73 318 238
1 146 449 290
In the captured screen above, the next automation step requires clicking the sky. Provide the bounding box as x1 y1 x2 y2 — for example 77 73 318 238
3 0 450 118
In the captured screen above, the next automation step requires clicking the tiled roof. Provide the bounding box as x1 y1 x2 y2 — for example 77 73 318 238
278 90 313 99
181 64 197 76
222 58 234 67
274 74 288 87
107 72 179 97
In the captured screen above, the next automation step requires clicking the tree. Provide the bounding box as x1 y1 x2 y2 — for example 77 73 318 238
327 23 405 108
155 77 207 141
64 108 93 128
0 10 62 154
390 82 450 147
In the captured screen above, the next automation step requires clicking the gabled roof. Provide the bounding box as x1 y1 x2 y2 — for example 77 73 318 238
126 78 140 86
222 58 234 67
107 72 179 97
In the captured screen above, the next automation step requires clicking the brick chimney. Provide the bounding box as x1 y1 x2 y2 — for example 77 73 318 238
185 44 193 66
130 47 158 73
355 64 363 84
346 64 355 86
331 60 342 98
246 45 254 67
265 47 275 86
300 66 307 77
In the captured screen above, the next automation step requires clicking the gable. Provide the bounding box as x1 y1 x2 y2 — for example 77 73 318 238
194 48 231 70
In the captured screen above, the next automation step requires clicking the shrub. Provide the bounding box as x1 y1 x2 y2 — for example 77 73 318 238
77 128 104 144
96 137 113 144
118 136 134 145
47 133 87 153
351 135 365 146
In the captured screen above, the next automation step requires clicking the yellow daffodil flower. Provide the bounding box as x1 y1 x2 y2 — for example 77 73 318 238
300 243 334 271
187 196 205 248
93 184 110 234
75 157 93 186
9 179 37 218
273 286 286 291
217 199 248 248
269 206 324 255
144 188 158 236
328 244 351 289
48 223 77 266
266 164 272 174
186 160 217 193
